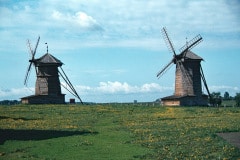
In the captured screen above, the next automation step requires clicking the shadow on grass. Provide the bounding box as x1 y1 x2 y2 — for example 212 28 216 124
0 129 98 145
0 116 41 121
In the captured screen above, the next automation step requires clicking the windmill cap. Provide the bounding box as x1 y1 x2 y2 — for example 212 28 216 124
181 50 203 60
35 53 63 66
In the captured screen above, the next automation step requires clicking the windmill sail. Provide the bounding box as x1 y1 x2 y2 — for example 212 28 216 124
24 36 40 86
157 58 174 78
156 27 179 78
179 34 202 55
162 27 177 56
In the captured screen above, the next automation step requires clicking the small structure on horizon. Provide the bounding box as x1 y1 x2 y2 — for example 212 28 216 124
21 36 83 104
156 27 211 106
69 98 75 104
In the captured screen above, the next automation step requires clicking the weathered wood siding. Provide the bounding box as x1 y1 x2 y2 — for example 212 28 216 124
162 100 180 106
35 66 62 96
162 95 208 106
175 60 202 97
21 94 65 104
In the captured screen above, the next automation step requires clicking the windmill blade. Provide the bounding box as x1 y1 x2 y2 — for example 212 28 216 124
33 36 40 57
24 39 34 86
179 34 202 55
157 58 174 78
27 36 40 59
24 36 40 86
59 67 83 104
24 62 33 85
32 36 40 76
200 64 211 99
27 39 34 57
161 27 177 56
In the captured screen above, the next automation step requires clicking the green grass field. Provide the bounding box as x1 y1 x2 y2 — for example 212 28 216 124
0 104 240 159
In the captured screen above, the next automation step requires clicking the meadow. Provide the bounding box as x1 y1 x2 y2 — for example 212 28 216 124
0 104 239 159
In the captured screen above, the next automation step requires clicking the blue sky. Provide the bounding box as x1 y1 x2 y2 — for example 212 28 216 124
0 0 240 102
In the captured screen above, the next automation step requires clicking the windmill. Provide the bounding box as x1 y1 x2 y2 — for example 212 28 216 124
157 27 211 106
21 36 83 104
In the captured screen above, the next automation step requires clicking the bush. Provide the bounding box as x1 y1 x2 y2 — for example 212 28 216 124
209 92 222 107
235 93 240 107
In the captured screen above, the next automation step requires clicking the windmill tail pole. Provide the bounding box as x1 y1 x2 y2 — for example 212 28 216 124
59 67 83 104
200 65 212 100
59 68 83 104
58 70 77 96
60 83 77 99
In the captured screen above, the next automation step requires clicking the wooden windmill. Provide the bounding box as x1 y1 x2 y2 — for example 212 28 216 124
21 36 83 104
157 27 211 106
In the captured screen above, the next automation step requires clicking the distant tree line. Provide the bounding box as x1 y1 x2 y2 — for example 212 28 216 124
209 91 240 107
0 100 20 105
1 93 240 107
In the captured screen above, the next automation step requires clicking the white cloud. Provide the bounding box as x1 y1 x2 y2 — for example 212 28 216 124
0 87 34 100
51 10 103 31
209 85 240 93
141 83 167 92
74 81 173 95
1 0 239 50
64 82 240 101
75 11 99 29
70 81 173 102
97 81 132 93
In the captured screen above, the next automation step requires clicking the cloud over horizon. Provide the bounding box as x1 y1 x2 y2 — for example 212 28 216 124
74 81 173 96
1 81 239 102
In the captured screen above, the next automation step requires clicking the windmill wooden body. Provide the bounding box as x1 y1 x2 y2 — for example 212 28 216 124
157 28 211 106
21 36 83 104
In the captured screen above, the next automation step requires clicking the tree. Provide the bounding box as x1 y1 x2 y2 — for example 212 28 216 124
209 92 222 107
224 91 230 100
235 93 240 107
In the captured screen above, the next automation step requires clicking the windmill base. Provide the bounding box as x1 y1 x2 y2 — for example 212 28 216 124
161 95 208 106
21 94 65 104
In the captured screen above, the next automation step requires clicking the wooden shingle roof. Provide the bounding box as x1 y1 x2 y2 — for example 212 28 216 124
35 53 63 66
183 50 203 60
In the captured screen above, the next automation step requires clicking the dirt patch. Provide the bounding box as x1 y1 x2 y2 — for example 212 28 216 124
217 132 240 149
